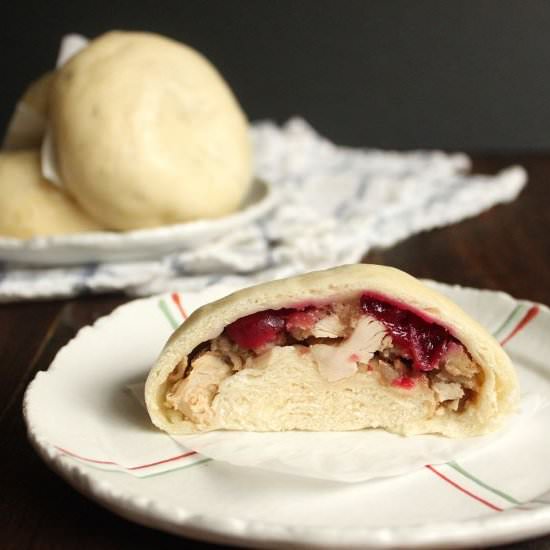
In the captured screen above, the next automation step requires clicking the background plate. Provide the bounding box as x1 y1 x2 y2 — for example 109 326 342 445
23 281 550 548
0 178 274 266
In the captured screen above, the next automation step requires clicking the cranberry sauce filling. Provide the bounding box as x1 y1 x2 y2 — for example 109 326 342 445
225 310 288 349
225 295 458 375
225 308 320 350
392 376 416 389
360 294 457 372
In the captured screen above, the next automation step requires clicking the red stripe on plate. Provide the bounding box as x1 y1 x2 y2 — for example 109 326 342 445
55 446 197 471
500 305 539 347
426 465 503 512
128 451 197 470
56 446 116 465
171 292 188 320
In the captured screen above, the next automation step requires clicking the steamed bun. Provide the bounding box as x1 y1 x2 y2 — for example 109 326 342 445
0 150 103 238
50 31 252 230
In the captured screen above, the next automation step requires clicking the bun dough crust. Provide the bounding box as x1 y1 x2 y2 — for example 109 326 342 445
50 31 252 230
145 264 519 437
21 72 53 119
3 73 52 151
0 150 103 238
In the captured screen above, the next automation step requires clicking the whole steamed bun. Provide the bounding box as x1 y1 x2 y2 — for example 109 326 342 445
3 72 52 150
0 151 103 238
50 31 253 231
21 72 53 120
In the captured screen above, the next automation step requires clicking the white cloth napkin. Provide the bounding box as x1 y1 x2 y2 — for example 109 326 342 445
0 117 526 301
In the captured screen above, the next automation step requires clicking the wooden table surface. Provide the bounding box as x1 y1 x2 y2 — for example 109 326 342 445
2 154 550 550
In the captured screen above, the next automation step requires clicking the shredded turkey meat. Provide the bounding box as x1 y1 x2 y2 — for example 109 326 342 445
164 301 482 417
165 352 232 424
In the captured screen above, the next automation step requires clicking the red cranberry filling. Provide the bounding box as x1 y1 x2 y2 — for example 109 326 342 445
225 295 458 374
361 295 456 372
225 310 288 349
225 307 319 350
392 376 416 389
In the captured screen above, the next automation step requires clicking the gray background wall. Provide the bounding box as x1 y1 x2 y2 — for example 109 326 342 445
2 0 549 151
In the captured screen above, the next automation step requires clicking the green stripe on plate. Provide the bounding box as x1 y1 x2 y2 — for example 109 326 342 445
492 304 525 340
447 461 521 505
68 455 212 478
158 299 179 329
138 458 212 478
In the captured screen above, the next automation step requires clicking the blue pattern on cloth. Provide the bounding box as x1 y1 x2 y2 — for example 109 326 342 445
0 118 527 302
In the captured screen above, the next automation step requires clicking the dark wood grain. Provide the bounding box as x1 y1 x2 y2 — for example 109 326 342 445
2 155 550 550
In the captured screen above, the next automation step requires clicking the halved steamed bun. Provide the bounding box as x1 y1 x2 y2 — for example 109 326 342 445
145 264 518 437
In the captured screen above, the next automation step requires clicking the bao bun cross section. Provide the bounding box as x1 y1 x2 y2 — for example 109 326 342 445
145 264 518 437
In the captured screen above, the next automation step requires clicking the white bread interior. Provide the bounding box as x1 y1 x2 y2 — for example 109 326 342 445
145 264 519 436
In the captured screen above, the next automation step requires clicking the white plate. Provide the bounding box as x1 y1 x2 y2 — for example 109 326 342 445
0 178 275 266
23 282 550 548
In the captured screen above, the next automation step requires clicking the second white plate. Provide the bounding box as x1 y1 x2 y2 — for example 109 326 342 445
0 178 275 266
